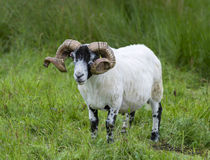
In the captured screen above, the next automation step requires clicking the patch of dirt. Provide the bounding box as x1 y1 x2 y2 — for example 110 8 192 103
151 140 208 158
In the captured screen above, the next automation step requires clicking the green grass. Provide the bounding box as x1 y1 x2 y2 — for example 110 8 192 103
0 0 209 77
0 50 209 159
0 0 210 159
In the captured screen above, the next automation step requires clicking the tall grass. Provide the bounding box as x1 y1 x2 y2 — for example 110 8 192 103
0 0 209 159
0 0 209 77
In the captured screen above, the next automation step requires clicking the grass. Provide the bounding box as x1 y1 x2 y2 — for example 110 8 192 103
0 0 209 77
0 0 209 159
0 50 209 159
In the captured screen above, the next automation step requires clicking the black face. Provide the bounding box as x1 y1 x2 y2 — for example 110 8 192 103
74 46 91 61
71 45 99 85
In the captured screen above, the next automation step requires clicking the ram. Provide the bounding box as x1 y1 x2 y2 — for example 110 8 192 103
44 39 163 143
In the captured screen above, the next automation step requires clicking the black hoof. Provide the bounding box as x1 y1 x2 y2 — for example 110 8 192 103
151 131 159 142
121 127 127 134
107 137 114 143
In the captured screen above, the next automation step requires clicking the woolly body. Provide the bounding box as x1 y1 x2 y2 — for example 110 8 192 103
78 44 163 114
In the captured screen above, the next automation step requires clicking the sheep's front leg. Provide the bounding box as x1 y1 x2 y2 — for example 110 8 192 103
106 107 118 143
150 101 162 142
88 107 99 139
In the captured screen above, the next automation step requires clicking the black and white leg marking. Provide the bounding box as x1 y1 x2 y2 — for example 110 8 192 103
150 101 162 142
121 111 136 133
121 113 129 133
88 107 99 139
129 111 135 127
105 106 118 143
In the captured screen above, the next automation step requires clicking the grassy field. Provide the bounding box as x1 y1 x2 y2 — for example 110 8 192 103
0 0 209 159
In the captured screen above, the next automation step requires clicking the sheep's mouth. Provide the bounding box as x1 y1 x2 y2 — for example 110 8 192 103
76 80 85 85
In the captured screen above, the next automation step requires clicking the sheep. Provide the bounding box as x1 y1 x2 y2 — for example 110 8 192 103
44 39 163 143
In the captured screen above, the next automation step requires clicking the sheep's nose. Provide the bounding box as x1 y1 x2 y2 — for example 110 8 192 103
76 73 84 79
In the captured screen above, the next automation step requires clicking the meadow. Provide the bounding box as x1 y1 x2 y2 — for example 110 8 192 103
0 0 209 159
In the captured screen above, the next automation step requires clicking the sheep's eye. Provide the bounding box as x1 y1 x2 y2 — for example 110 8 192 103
88 61 93 65
70 52 74 58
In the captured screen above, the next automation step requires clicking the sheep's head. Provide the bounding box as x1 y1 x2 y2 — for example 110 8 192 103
44 40 116 85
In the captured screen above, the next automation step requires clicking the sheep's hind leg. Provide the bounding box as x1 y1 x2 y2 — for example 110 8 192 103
121 113 129 133
106 107 118 143
121 111 135 133
88 107 99 139
150 100 162 142
129 111 135 127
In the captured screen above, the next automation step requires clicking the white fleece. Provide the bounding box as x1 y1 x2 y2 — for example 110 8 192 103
78 44 163 113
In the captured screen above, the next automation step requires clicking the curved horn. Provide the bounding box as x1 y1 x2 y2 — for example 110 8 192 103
88 42 116 74
44 39 81 72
